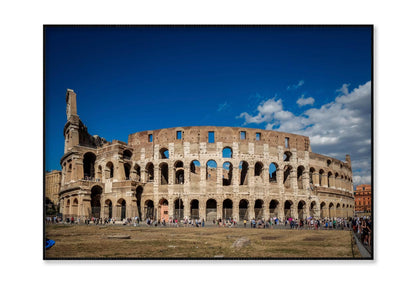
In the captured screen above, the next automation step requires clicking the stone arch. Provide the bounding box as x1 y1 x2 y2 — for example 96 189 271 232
159 162 169 185
239 199 249 221
336 203 341 217
117 198 127 220
309 167 316 186
319 169 324 186
124 163 131 180
96 165 103 181
254 199 264 219
222 147 233 158
269 199 279 218
206 160 217 181
190 199 199 219
105 162 114 179
206 199 217 221
297 166 305 190
122 149 132 160
190 160 201 182
159 147 169 159
254 162 264 177
83 152 96 179
174 198 184 220
298 200 307 220
159 198 169 222
223 199 233 220
174 160 184 184
320 202 326 218
222 162 233 186
284 200 293 219
283 165 292 188
136 186 143 220
144 199 154 219
283 151 292 162
145 162 154 182
328 171 333 187
105 199 113 219
269 162 278 183
310 201 318 218
329 202 335 218
239 161 249 185
133 164 141 181
90 185 103 218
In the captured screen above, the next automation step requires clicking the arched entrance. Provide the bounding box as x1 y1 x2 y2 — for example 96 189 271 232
144 200 154 219
105 199 113 219
298 200 306 220
239 199 249 221
90 186 102 218
117 199 126 220
190 199 199 219
223 199 233 220
254 199 264 219
136 186 143 220
239 161 249 185
206 199 217 221
269 200 279 218
159 198 169 222
284 200 293 219
174 198 184 220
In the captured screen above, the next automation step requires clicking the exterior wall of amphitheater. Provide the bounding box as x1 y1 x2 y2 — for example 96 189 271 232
58 89 355 222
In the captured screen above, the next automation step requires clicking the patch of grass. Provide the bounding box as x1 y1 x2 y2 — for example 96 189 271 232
45 225 360 259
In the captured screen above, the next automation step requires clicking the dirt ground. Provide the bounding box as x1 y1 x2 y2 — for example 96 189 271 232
45 224 361 259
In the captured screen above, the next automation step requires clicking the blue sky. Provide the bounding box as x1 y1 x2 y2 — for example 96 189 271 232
45 26 372 186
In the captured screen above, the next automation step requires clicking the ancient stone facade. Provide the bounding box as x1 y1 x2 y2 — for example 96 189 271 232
45 170 61 205
58 89 355 221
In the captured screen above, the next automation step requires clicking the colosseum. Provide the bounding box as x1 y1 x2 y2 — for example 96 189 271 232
58 89 355 222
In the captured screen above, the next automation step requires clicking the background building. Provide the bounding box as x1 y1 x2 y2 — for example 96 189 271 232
354 184 372 216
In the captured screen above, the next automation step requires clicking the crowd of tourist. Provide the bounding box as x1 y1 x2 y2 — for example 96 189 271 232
45 214 371 244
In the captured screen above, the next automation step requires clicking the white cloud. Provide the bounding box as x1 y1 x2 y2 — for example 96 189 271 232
287 80 304 90
217 101 230 112
237 81 372 187
297 95 315 107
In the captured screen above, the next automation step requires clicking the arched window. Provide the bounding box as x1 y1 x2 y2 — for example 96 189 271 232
206 160 217 181
123 150 132 160
269 163 278 183
160 163 169 185
222 162 233 186
124 163 131 180
105 162 114 179
159 148 169 159
190 160 201 182
145 163 154 182
254 162 263 177
283 151 292 162
222 147 232 158
297 166 305 189
239 161 249 185
83 152 96 180
283 165 292 188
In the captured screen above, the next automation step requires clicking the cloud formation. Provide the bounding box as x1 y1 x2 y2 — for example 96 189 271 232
297 95 315 107
287 80 304 90
217 101 230 112
237 81 372 187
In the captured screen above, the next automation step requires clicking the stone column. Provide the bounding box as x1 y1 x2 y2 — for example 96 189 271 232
200 199 206 221
183 195 190 220
248 199 255 220
217 200 223 220
322 173 328 187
